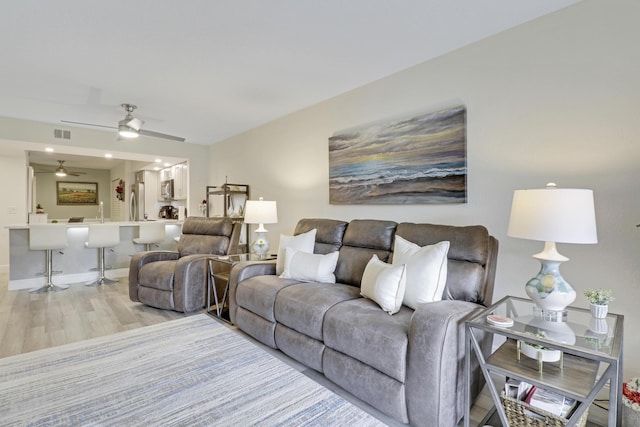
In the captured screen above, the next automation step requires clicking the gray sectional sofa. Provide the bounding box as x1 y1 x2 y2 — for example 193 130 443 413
228 218 498 426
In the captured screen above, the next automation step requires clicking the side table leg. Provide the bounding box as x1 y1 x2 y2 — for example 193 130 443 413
464 325 471 427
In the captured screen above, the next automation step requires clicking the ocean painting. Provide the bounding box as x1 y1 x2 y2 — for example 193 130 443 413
329 106 467 204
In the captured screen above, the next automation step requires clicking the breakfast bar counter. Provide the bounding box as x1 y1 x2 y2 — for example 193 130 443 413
6 221 183 290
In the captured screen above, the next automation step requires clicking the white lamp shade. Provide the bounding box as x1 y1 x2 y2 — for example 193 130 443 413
244 199 278 225
508 187 597 244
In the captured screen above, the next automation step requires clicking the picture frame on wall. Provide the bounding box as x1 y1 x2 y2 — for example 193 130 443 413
56 181 98 205
329 105 467 205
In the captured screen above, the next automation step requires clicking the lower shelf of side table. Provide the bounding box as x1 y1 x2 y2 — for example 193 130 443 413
487 339 598 400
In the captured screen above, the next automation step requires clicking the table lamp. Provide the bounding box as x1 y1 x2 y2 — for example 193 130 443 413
507 183 598 312
243 197 278 257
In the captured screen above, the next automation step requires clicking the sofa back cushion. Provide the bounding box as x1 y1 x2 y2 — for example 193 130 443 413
294 218 347 254
395 223 497 305
178 217 237 256
335 219 397 287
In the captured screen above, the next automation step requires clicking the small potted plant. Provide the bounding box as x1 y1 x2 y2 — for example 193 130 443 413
519 330 561 362
35 203 45 214
584 288 614 318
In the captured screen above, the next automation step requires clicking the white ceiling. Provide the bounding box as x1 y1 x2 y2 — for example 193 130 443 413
1 0 580 145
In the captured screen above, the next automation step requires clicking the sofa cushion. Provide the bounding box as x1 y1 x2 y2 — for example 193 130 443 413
294 218 348 254
275 228 317 275
395 223 492 304
392 236 449 309
178 235 231 256
235 275 300 322
274 283 361 341
323 298 413 382
138 260 176 291
279 247 339 283
178 217 235 257
360 255 406 315
334 219 397 287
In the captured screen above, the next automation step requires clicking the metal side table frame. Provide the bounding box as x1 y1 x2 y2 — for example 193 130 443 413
207 253 276 321
464 295 623 427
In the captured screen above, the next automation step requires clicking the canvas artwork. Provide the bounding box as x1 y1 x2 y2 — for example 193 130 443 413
329 106 467 204
56 181 98 205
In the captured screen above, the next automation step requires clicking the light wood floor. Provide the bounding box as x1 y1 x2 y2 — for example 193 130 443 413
0 272 606 426
0 272 186 358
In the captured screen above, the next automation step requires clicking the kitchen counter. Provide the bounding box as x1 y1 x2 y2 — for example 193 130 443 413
5 219 183 229
6 221 183 290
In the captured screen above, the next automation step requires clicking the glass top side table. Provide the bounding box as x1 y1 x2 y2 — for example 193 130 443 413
464 295 624 427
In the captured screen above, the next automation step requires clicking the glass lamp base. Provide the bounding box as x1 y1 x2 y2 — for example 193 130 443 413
525 258 576 312
251 232 270 257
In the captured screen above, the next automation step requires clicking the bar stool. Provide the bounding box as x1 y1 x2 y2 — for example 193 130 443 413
29 224 69 293
85 223 120 286
133 222 166 251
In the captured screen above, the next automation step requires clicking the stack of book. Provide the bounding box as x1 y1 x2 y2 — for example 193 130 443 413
505 379 578 419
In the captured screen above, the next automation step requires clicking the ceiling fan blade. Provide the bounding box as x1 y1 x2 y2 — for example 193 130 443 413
61 120 117 130
139 129 186 142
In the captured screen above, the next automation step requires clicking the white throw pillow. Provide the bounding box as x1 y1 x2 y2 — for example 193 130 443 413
392 236 450 309
360 254 406 315
276 228 317 275
279 247 339 283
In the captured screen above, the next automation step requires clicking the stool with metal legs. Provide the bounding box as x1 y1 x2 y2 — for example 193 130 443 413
133 221 166 251
85 223 120 286
29 224 69 293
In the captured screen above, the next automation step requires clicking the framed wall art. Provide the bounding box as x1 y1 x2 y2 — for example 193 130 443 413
56 181 99 205
329 105 467 204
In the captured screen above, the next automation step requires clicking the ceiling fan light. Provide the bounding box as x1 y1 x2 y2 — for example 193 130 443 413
55 168 67 177
118 123 139 138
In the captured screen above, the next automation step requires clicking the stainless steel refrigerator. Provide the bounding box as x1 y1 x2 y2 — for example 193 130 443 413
129 174 145 221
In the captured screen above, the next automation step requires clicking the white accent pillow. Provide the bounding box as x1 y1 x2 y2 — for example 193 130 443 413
392 236 450 309
276 228 317 275
360 254 406 315
279 247 339 283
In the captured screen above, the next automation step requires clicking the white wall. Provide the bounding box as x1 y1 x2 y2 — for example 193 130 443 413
209 0 640 378
32 165 111 220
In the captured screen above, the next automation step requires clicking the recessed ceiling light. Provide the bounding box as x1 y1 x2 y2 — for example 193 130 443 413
155 159 162 163
164 163 170 167
153 167 160 171
45 147 54 152
104 153 113 158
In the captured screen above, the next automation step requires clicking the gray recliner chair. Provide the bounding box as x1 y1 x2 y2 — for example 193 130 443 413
129 217 241 312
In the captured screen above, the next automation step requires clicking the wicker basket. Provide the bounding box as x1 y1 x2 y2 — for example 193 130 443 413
500 392 588 427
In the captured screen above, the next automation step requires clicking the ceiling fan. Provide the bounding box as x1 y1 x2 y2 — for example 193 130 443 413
36 160 87 177
62 103 186 142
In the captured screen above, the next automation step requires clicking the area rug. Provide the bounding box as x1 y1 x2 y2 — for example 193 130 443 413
0 314 384 426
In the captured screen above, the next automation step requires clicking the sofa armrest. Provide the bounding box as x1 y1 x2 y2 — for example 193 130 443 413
228 260 277 324
406 300 488 427
173 254 214 312
129 251 179 302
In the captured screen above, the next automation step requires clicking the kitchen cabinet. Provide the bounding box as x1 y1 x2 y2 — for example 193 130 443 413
173 162 187 200
159 162 188 200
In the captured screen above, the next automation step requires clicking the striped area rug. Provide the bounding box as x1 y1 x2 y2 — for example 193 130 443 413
0 314 384 426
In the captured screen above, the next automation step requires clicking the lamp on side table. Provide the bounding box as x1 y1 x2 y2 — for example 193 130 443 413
244 197 278 257
507 182 598 313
